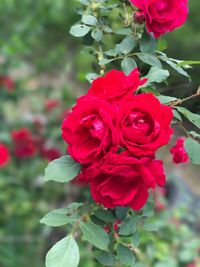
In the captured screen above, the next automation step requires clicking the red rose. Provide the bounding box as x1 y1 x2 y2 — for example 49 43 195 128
130 0 188 38
45 99 59 112
0 143 10 167
170 137 189 164
82 153 166 210
40 146 62 161
88 68 147 103
0 76 14 91
61 95 118 164
11 128 36 159
118 93 173 157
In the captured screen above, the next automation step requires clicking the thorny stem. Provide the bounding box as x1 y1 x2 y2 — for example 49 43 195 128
178 122 192 139
168 91 200 107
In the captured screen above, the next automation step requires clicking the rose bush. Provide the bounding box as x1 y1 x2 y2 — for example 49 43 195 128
130 0 189 38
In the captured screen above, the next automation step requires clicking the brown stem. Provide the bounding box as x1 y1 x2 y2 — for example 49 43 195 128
169 92 200 107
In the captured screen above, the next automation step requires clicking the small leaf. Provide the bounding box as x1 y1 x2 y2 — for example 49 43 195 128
176 107 200 129
121 58 137 75
184 138 200 165
45 156 81 183
119 37 136 55
91 28 103 41
82 15 98 26
86 73 99 83
177 60 200 67
137 53 162 68
117 244 135 267
115 206 129 220
99 58 113 66
157 95 177 104
40 209 79 227
145 67 169 84
69 24 90 37
95 251 116 266
94 209 115 222
119 217 137 236
80 222 110 251
46 235 79 267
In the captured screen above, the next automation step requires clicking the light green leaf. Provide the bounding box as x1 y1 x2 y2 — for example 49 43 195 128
157 95 177 104
99 58 113 66
137 53 162 68
69 24 90 37
117 244 135 267
119 217 137 236
184 138 200 165
91 28 103 41
46 235 79 267
177 60 200 67
95 251 116 266
121 58 137 75
176 107 200 129
80 222 110 251
120 37 136 55
86 73 99 83
40 209 79 227
115 28 132 35
82 15 98 26
189 131 200 138
45 156 81 183
145 67 169 84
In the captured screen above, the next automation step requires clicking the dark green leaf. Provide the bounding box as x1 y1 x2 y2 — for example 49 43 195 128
157 95 177 104
145 67 169 84
119 217 137 236
117 244 135 267
94 209 115 223
119 37 136 55
121 58 137 75
176 107 200 129
95 251 116 266
137 53 162 68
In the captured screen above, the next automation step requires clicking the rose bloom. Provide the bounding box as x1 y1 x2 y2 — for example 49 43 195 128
130 0 188 38
82 152 166 210
170 137 189 164
45 99 59 112
62 95 118 164
0 143 10 167
187 264 196 267
11 128 36 158
88 68 147 103
0 76 14 91
118 93 173 157
40 146 62 161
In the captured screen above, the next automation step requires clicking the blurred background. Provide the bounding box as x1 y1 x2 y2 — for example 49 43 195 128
0 0 200 267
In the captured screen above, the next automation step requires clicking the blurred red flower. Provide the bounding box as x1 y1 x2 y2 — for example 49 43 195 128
0 143 10 167
170 137 189 164
0 76 14 91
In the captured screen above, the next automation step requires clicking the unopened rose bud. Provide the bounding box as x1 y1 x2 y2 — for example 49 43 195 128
104 226 110 233
134 11 146 24
113 220 121 232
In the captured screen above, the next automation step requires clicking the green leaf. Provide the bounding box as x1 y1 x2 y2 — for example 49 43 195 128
82 15 98 26
46 235 79 267
135 264 147 267
144 222 159 232
119 217 137 236
173 110 182 121
95 251 116 266
94 209 115 222
145 67 169 84
115 206 129 220
157 95 177 104
86 73 99 83
119 37 136 55
140 33 156 54
115 28 132 35
45 156 81 183
91 28 103 41
137 53 162 68
40 209 79 227
189 131 200 139
131 231 140 247
117 244 135 267
176 107 200 129
99 58 113 66
121 58 137 75
184 138 200 165
69 24 90 37
80 222 110 251
177 60 200 67
159 54 189 78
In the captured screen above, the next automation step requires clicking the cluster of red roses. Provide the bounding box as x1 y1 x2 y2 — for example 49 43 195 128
11 128 61 161
62 69 174 210
130 0 188 38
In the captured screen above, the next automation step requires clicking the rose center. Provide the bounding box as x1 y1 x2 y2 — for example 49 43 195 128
125 111 153 135
81 115 105 140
